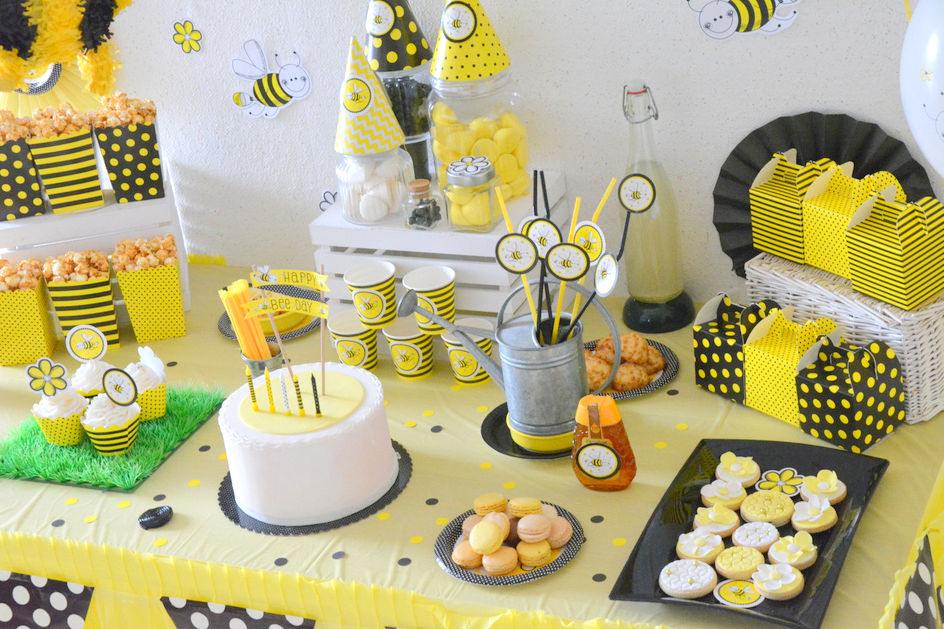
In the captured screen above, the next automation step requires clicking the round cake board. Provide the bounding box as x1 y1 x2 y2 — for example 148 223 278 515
217 440 412 535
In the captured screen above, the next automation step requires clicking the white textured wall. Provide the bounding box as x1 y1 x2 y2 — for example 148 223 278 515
109 1 932 303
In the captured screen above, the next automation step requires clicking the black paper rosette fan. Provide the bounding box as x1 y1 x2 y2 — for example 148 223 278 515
713 112 935 276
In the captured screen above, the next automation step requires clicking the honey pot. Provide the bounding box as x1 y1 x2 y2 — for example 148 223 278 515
572 395 636 491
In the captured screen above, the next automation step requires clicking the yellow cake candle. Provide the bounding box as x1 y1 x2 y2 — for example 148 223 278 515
293 374 305 417
264 368 274 413
246 366 258 411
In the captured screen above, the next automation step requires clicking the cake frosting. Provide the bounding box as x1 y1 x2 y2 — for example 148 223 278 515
82 394 140 429
72 359 114 396
219 362 399 526
125 361 166 391
32 386 88 420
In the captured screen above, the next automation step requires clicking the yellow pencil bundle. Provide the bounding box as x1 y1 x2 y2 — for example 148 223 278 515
220 279 270 360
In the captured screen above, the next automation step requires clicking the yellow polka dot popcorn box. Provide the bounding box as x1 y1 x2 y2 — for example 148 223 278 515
96 122 164 204
743 307 837 427
115 264 185 343
692 293 779 404
796 336 906 452
0 137 46 222
0 279 57 367
801 168 904 279
27 128 105 213
749 151 838 264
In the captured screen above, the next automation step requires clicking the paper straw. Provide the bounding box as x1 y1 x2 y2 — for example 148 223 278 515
551 197 582 344
570 178 618 326
495 193 540 329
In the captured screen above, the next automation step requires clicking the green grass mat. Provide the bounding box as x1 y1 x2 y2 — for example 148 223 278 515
0 385 225 491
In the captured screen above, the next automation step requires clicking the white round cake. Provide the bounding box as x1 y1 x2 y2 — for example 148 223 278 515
219 362 398 526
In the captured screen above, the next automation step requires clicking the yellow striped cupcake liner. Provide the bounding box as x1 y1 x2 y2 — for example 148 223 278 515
116 264 186 342
47 277 120 348
445 338 492 384
388 335 434 379
84 413 141 456
138 384 167 421
332 330 379 371
36 412 85 446
96 122 165 203
28 128 103 213
349 276 397 329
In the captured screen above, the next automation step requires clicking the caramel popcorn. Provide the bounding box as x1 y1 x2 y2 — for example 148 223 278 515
0 258 42 291
42 251 110 284
94 92 157 129
30 103 93 139
0 110 32 143
111 235 177 272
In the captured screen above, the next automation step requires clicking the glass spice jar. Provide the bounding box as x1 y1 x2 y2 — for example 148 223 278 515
404 179 442 230
336 147 414 225
381 67 434 181
444 157 502 233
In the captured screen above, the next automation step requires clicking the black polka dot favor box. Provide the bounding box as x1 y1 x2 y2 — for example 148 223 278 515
0 137 46 222
692 294 780 404
796 336 906 452
96 122 165 204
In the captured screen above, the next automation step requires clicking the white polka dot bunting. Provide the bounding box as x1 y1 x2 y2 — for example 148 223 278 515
161 597 317 629
895 535 940 629
0 571 93 627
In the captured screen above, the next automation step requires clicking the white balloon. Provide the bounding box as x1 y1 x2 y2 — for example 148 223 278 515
901 0 944 177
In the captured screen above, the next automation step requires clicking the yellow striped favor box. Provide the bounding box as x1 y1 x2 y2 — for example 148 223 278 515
47 277 120 348
846 194 944 310
28 128 104 213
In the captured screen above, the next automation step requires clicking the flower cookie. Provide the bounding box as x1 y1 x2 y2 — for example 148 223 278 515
676 527 724 563
768 531 818 570
752 563 805 600
693 504 740 537
799 470 847 505
715 546 765 580
740 489 794 526
755 467 804 497
716 451 761 487
658 559 717 599
700 479 747 509
792 494 838 533
732 522 780 553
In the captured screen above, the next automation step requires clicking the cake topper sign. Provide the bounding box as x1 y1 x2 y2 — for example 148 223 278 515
242 294 329 319
250 267 330 292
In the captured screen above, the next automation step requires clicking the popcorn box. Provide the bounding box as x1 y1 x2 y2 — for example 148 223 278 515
846 194 944 310
96 122 165 203
749 151 840 264
115 264 185 343
796 336 906 452
743 308 838 426
802 169 904 279
0 137 46 221
47 276 120 348
84 412 140 456
28 128 104 213
0 284 57 366
36 413 85 446
692 294 779 404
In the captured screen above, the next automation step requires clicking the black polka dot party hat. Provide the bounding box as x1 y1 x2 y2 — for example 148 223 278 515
362 0 433 73
430 0 510 82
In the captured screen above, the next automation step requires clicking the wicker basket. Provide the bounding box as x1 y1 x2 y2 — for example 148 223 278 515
745 253 944 424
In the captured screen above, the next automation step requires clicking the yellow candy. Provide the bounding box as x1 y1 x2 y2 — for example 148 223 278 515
510 169 531 197
438 164 448 184
446 189 475 206
471 138 500 164
449 204 471 226
469 117 500 140
463 193 493 226
500 183 513 200
493 127 523 154
444 127 477 156
433 140 460 165
500 112 527 137
513 138 529 169
496 153 519 186
431 102 458 125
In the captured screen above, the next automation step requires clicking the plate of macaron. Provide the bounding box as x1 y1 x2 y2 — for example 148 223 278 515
434 492 585 585
609 439 889 629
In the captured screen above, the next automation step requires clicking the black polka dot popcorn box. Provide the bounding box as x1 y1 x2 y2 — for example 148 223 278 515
96 122 165 204
692 294 779 404
796 335 906 452
0 137 46 222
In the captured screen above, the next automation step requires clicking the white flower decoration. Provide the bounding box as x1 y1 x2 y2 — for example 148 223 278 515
701 479 745 500
678 527 722 558
752 564 797 591
794 495 831 523
137 346 165 379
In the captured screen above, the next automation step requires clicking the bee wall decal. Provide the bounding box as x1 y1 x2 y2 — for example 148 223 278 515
231 39 311 119
686 0 801 40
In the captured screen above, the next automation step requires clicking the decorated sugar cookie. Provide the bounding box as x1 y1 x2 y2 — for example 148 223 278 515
701 479 747 509
676 527 724 563
755 467 804 497
659 559 717 599
740 489 794 526
792 494 838 533
715 546 765 581
799 469 847 505
693 503 740 537
732 521 780 553
752 563 805 601
716 451 761 487
768 531 818 570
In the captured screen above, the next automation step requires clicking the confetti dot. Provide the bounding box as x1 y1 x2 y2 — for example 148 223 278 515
154 494 166 501
410 536 423 544
450 385 462 391
274 557 288 566
480 462 492 470
667 389 679 396
188 479 201 487
425 498 438 505
84 515 97 523
503 481 516 489
65 498 78 505
166 361 178 367
398 557 412 566
384 400 389 406
590 515 604 523
332 552 345 560
199 445 211 452
219 453 227 460
655 442 667 449
117 501 131 509
477 406 489 412
435 517 450 525
51 519 65 527
422 410 435 417
153 539 167 547
613 538 627 546
675 423 688 430
592 574 607 582
431 425 443 433
404 421 417 428
377 512 391 520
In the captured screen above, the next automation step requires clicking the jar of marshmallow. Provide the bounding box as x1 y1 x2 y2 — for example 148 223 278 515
336 148 414 225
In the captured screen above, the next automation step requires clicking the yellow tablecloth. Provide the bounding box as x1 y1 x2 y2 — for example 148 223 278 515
1 265 943 629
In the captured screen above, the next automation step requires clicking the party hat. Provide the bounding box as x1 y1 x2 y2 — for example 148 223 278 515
363 0 433 73
335 38 406 155
430 0 510 82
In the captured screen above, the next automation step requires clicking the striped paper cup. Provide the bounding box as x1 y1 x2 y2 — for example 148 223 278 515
327 308 379 371
344 260 397 329
383 317 434 380
442 317 494 385
402 266 456 335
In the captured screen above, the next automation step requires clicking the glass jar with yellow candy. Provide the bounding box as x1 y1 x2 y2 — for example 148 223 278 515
428 71 530 201
444 157 501 233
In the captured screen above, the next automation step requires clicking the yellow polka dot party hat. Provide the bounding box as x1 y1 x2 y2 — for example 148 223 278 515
334 38 406 156
362 0 433 72
431 0 510 82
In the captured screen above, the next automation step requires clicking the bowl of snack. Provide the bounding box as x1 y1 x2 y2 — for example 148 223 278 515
585 332 679 399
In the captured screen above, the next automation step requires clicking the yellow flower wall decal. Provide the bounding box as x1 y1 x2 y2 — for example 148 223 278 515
26 358 68 396
173 21 203 54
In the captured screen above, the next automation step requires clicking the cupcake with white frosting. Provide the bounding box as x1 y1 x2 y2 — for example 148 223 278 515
72 358 115 399
32 386 89 446
126 346 167 420
82 394 141 455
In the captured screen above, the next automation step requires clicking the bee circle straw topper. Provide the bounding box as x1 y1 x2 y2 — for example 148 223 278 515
495 233 538 274
546 243 590 281
523 218 562 259
65 325 108 362
618 174 656 214
573 221 606 263
103 368 138 406
594 253 619 297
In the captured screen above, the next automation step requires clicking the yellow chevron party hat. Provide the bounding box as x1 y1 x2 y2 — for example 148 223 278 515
335 38 406 155
363 0 433 72
430 0 510 82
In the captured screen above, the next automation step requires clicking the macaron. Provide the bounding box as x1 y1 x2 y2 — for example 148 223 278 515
484 511 511 541
517 514 552 543
506 517 520 545
469 520 504 555
516 540 552 568
482 546 519 576
451 540 483 569
547 516 573 549
508 497 543 518
473 492 508 516
461 514 484 537
541 504 559 519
